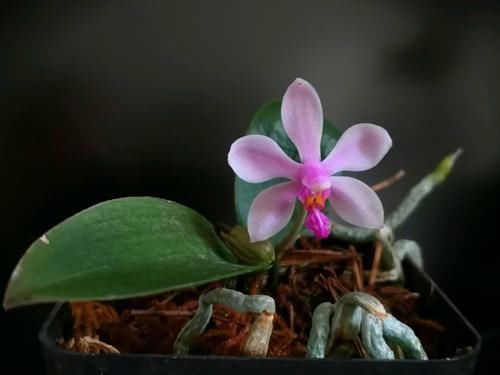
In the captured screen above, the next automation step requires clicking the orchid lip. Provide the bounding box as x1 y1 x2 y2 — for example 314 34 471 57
304 208 331 239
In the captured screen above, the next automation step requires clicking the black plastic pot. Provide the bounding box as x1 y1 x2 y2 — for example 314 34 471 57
39 261 481 375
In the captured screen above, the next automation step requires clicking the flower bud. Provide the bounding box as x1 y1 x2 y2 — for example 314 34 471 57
219 225 275 265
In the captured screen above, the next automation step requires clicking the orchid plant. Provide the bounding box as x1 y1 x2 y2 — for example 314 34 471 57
3 78 460 360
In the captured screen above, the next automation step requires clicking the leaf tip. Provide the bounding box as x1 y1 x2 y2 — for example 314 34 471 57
2 295 15 311
430 148 463 184
3 278 38 311
3 261 28 310
3 283 18 311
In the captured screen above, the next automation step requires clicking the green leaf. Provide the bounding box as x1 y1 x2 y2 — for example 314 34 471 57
4 197 269 309
234 100 342 244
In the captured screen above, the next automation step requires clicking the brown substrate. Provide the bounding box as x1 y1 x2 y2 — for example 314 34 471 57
60 237 444 358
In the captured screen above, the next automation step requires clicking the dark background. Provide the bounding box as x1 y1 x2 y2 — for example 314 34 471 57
1 1 499 374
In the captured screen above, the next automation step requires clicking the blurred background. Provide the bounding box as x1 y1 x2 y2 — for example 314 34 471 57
1 1 499 373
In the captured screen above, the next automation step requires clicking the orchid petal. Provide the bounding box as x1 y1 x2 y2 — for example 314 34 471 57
321 124 392 175
228 135 301 183
330 176 384 229
248 181 300 242
281 78 323 163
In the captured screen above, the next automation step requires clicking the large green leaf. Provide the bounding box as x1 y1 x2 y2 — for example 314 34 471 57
235 100 342 244
4 197 268 309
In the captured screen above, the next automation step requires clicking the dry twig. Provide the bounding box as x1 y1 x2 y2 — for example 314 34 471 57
371 170 406 192
368 241 384 288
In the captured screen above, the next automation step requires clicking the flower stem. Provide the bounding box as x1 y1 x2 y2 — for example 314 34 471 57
276 205 307 259
269 206 306 289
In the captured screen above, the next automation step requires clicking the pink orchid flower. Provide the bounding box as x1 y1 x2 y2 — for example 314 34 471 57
228 78 392 243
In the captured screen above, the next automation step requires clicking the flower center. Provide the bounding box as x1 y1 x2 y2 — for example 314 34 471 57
301 162 331 191
302 190 328 210
298 186 332 239
297 163 333 239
